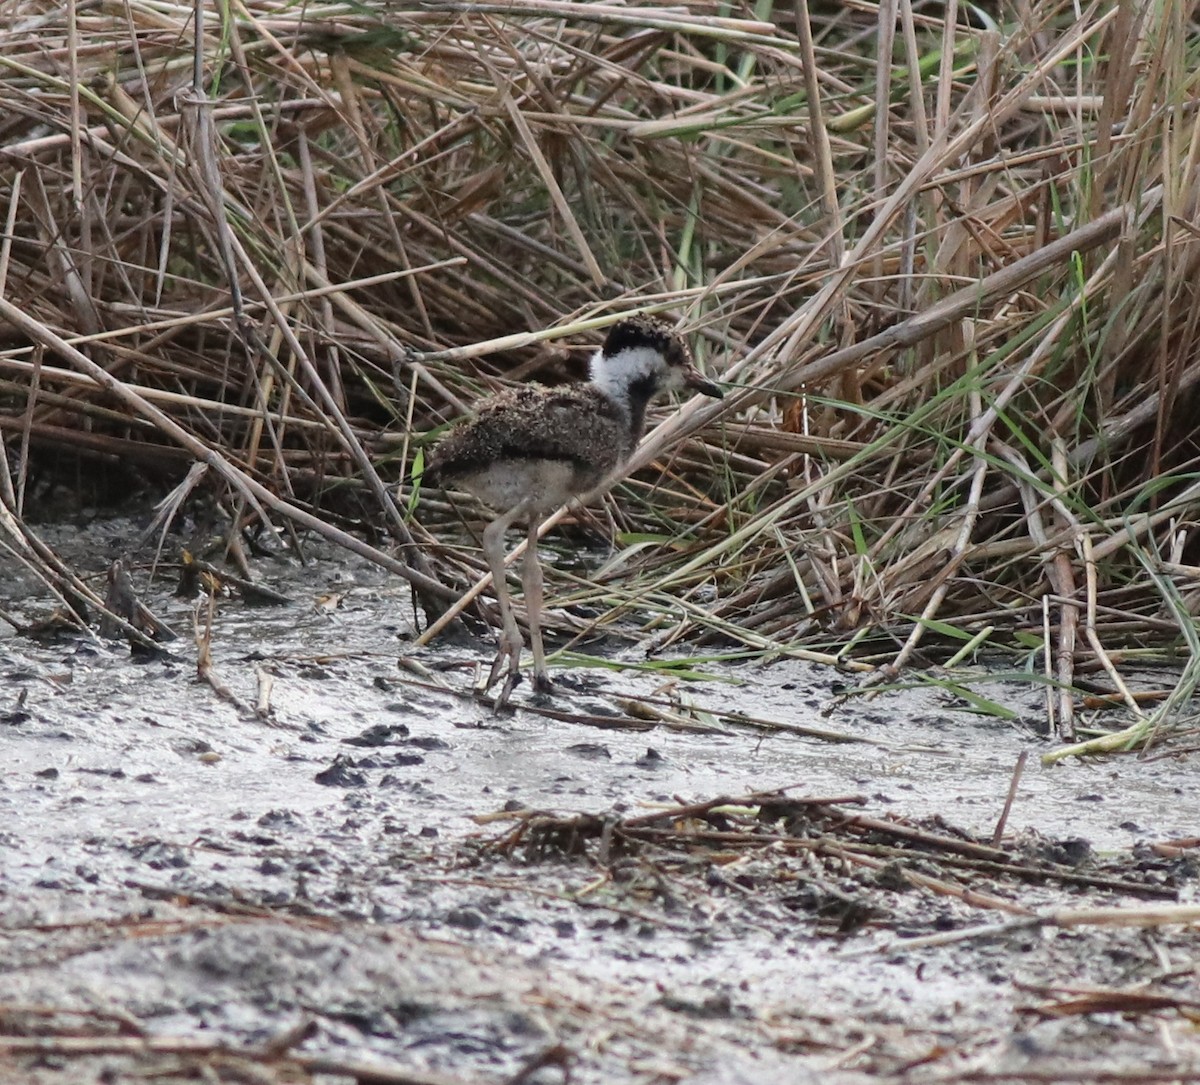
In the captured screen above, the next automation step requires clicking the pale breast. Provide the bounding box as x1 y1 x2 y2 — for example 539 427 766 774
424 383 632 513
453 458 581 514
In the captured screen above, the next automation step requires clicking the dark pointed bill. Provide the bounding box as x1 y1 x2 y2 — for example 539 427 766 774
682 365 724 399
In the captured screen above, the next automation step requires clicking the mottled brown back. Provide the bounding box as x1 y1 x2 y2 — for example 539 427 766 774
423 383 632 496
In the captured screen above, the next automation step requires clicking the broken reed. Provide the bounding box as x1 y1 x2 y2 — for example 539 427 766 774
2 1 1200 746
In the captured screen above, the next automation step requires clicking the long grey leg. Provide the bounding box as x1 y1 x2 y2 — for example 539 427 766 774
481 505 526 702
523 518 553 693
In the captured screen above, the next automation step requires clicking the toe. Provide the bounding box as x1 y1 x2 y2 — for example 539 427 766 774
493 669 523 713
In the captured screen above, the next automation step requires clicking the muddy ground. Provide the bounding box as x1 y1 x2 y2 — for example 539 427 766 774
2 510 1199 1085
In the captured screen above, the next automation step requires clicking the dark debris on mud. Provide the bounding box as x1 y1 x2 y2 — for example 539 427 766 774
1 782 1199 1085
3 514 1200 1084
474 788 1197 944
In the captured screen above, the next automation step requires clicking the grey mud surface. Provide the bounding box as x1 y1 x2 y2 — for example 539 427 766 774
2 513 1199 1085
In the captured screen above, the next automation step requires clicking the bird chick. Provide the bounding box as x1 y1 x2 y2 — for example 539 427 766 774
422 316 723 706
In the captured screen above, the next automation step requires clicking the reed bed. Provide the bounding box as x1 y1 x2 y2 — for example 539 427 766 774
2 0 1199 751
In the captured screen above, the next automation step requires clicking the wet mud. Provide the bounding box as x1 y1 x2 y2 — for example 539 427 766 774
2 513 1199 1084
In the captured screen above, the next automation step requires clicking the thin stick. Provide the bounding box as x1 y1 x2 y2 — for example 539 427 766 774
991 750 1029 848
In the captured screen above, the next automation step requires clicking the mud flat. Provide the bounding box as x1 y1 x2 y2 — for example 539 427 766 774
2 514 1198 1084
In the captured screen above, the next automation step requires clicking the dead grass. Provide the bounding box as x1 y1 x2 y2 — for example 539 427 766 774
3 0 1200 750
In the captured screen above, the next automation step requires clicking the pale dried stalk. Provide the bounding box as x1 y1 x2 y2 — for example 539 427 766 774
881 327 988 676
0 294 456 607
1081 534 1145 720
1048 440 1078 739
631 205 1128 478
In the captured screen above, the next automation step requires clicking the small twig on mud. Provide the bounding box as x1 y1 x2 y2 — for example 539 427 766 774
1080 689 1174 708
957 1070 1200 1083
254 666 274 719
617 692 887 745
1047 903 1200 930
178 553 294 605
506 700 658 732
0 1036 218 1058
824 839 1179 899
0 604 24 632
396 657 884 744
842 917 1041 955
834 810 1009 862
123 883 341 926
616 697 733 734
860 903 1200 958
819 842 1035 917
1149 836 1200 858
411 873 693 933
622 790 865 828
295 1052 473 1085
260 1018 318 1057
193 589 253 717
0 1034 473 1085
0 1003 147 1037
395 669 660 730
501 1042 571 1085
990 749 1028 847
1015 982 1200 1021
